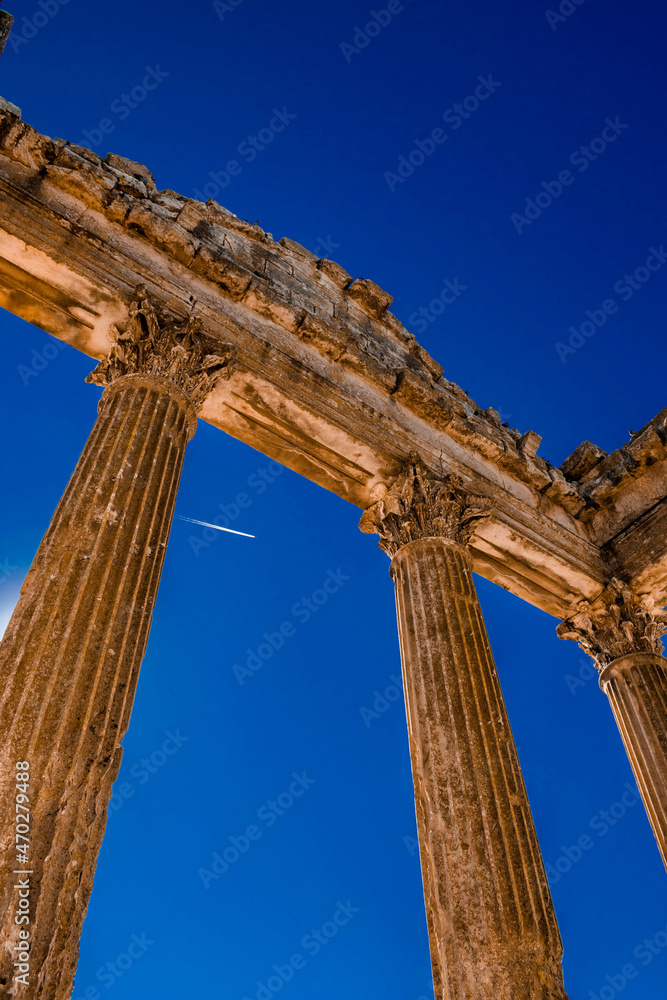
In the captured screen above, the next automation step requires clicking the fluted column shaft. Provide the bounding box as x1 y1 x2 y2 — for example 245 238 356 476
0 373 195 1000
557 577 667 872
391 537 568 1000
599 652 667 868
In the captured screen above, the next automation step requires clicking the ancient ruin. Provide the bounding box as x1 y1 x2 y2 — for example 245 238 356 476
0 85 665 999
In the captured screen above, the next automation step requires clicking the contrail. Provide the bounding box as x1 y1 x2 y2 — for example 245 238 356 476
177 516 255 538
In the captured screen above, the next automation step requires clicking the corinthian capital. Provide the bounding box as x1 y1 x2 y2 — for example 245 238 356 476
359 453 491 557
557 578 667 669
86 287 236 410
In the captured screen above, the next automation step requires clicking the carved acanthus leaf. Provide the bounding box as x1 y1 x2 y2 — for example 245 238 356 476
557 578 667 669
86 286 236 410
359 452 491 557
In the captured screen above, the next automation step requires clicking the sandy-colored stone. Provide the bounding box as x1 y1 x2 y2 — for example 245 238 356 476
0 94 663 1000
361 458 569 999
558 581 667 869
0 97 19 119
0 291 234 999
5 107 667 616
0 13 12 59
599 653 667 869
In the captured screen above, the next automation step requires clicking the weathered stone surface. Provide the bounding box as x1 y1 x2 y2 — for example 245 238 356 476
0 295 232 999
0 106 665 616
0 12 13 59
105 152 156 192
391 370 454 430
560 440 607 481
316 257 352 287
0 379 191 999
362 463 568 999
346 277 393 318
599 653 667 869
517 429 542 458
279 236 318 261
0 96 19 119
86 286 236 408
0 92 661 1000
557 577 667 669
558 581 667 869
359 453 490 555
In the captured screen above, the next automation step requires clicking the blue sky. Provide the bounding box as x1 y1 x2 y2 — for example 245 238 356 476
1 0 666 997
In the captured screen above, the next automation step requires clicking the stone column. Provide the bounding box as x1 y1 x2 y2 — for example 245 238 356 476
0 289 235 1000
558 580 667 869
0 11 13 59
360 456 569 1000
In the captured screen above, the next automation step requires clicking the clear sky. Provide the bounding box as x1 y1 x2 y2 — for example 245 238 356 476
1 0 666 997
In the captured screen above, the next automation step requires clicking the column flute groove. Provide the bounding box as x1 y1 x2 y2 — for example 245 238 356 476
361 455 569 1000
1 381 155 736
50 401 190 994
558 579 667 869
46 389 173 752
0 288 236 1000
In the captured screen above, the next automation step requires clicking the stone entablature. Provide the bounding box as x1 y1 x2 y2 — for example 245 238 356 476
0 78 664 1000
0 106 666 616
